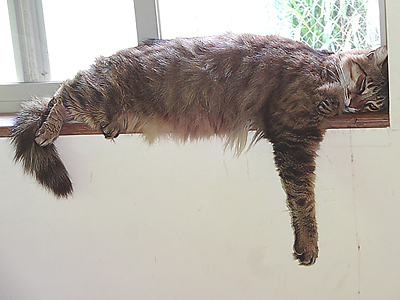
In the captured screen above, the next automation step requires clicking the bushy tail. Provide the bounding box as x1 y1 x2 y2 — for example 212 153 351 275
10 97 73 197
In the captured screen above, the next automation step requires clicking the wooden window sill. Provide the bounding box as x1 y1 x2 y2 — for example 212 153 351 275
0 112 390 138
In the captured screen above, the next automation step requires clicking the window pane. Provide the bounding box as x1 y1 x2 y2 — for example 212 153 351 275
159 0 283 39
158 0 382 51
0 1 18 83
283 0 382 51
42 0 138 81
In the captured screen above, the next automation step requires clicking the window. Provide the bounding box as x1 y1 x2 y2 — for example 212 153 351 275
42 0 138 81
0 0 388 129
0 1 17 83
1 0 139 112
158 0 384 51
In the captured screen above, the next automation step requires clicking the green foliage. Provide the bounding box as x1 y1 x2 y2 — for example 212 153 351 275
282 0 370 51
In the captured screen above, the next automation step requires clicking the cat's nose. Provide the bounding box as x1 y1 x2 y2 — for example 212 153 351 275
348 102 361 112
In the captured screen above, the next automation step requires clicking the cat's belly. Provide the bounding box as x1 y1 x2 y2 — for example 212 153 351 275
124 112 254 154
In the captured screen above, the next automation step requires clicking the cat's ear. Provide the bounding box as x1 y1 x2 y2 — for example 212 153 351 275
367 45 388 78
367 46 388 67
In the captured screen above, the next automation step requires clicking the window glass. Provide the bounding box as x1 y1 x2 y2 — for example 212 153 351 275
0 1 18 83
158 0 382 52
42 0 138 81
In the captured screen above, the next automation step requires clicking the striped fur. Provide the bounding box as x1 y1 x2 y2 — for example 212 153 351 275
11 34 388 265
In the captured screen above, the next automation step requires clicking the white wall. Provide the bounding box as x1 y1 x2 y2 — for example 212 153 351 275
0 2 399 299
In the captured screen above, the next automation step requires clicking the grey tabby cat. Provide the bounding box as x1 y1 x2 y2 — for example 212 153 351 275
11 34 388 265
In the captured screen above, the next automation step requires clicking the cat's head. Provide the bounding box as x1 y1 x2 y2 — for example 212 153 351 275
340 46 388 113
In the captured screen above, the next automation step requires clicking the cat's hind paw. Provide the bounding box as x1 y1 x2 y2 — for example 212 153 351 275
35 121 62 146
100 121 121 139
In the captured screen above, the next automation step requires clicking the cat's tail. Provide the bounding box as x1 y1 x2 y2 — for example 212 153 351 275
10 97 73 197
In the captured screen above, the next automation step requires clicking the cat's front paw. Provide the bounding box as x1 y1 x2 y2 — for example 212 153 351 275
293 237 318 265
317 97 340 117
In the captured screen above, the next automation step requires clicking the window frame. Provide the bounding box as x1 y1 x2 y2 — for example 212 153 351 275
0 0 390 131
1 0 162 113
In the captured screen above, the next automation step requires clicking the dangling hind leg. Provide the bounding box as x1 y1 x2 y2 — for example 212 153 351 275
35 97 66 146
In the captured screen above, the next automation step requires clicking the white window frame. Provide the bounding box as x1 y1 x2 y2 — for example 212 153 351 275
0 0 161 113
0 0 388 114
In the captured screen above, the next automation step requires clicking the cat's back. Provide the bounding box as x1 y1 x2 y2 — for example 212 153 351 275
112 33 334 92
121 33 329 63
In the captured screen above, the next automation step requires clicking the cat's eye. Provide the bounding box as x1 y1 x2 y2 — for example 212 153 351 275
364 102 379 111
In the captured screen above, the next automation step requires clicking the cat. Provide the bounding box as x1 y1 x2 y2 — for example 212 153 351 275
10 34 388 265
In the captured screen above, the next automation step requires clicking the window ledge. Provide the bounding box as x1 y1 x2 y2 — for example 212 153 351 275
0 112 390 138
